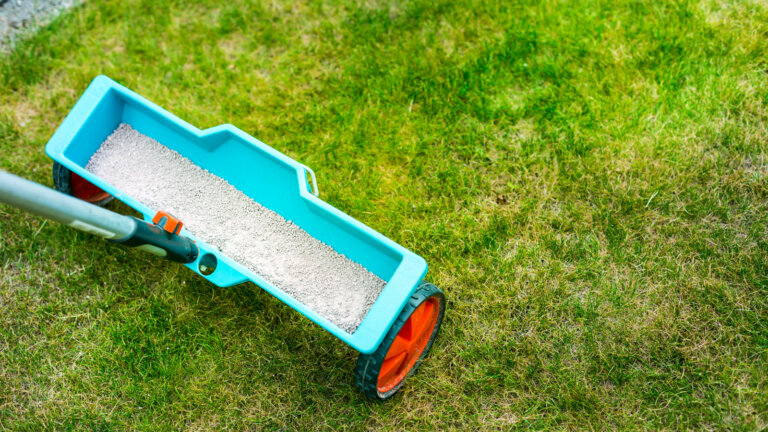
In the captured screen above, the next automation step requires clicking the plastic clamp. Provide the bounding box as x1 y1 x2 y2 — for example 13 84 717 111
152 211 183 235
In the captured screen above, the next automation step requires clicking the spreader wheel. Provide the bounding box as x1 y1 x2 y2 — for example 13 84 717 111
52 161 113 206
354 281 446 400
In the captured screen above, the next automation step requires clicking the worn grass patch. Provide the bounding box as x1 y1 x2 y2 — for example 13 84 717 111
1 0 767 430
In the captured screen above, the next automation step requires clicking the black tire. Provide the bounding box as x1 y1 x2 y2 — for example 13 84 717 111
52 161 113 206
355 281 446 401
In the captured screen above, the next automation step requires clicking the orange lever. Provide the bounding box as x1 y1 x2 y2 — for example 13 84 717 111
152 211 183 235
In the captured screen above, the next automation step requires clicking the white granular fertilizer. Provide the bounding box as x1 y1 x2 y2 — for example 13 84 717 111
87 124 385 333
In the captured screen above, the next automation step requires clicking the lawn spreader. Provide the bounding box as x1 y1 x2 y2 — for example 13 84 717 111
0 75 446 400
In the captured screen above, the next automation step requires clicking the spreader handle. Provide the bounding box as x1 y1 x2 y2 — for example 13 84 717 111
0 169 134 239
0 169 198 264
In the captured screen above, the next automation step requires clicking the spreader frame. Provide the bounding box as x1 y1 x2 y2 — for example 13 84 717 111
44 76 428 354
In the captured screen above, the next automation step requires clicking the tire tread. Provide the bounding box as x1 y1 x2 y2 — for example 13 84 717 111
354 281 446 401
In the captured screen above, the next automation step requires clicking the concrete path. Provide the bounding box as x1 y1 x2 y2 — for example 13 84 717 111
0 0 81 50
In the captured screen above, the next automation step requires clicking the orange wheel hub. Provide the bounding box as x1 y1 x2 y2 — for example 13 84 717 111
70 172 111 203
377 297 440 393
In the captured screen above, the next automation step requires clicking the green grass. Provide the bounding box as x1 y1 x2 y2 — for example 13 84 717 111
1 0 767 429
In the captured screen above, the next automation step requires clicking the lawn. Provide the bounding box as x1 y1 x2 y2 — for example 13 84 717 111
1 0 767 429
